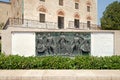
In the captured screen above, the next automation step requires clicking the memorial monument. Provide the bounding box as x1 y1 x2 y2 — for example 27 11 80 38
36 32 91 56
2 0 119 57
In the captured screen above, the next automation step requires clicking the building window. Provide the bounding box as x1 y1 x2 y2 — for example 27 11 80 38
40 0 45 2
75 3 79 9
74 19 79 28
57 10 65 29
58 16 64 29
87 6 90 12
59 0 63 6
39 13 45 23
87 21 91 28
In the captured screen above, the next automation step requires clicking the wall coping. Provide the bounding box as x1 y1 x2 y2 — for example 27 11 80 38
0 1 11 4
0 70 120 80
3 26 120 33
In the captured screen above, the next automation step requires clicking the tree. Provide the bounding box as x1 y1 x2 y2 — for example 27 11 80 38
101 1 120 30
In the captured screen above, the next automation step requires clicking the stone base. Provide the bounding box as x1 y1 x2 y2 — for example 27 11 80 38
0 70 120 80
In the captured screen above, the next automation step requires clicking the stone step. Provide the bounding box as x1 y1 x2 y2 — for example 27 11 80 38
0 70 120 80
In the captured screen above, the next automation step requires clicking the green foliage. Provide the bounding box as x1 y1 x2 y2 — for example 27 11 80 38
0 43 1 52
0 23 4 29
0 54 120 69
101 1 120 30
74 56 120 69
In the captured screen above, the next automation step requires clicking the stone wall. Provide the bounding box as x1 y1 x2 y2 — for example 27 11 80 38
12 32 36 56
0 1 11 24
2 26 120 57
114 31 120 55
11 0 23 19
91 33 114 56
0 0 97 29
23 0 97 29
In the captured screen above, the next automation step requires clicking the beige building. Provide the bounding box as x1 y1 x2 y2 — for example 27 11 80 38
0 1 11 24
9 0 98 30
2 0 120 57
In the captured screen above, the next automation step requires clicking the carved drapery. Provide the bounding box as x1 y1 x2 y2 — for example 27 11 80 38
36 32 91 56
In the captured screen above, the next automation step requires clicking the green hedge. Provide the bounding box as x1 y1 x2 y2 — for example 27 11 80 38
0 53 120 69
0 43 1 52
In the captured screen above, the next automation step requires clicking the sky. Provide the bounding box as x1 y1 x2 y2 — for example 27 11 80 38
0 0 119 25
97 0 119 25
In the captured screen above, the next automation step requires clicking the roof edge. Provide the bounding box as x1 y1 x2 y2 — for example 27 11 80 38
0 1 11 4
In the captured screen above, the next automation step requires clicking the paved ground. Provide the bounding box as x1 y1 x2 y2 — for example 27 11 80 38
0 70 120 80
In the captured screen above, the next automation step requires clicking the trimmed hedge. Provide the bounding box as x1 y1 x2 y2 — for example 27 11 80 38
0 53 120 69
0 43 1 52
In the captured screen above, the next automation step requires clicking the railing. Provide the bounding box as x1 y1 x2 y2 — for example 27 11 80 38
3 19 10 29
13 18 58 29
3 18 100 30
3 18 58 29
68 21 100 30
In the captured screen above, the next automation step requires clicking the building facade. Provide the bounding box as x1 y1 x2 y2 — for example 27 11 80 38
2 0 120 57
0 1 11 24
10 0 98 30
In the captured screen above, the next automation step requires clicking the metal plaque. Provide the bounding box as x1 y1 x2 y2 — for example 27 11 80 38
36 32 91 56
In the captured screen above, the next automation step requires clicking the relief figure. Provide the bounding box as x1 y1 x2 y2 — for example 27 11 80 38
36 34 46 55
46 33 55 55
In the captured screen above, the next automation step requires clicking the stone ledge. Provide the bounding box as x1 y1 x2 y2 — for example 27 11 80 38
0 70 120 80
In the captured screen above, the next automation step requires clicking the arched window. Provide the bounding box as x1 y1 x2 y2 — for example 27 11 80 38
74 13 80 28
87 6 90 12
75 0 80 3
74 13 80 19
87 16 92 20
86 1 91 6
57 10 65 16
38 6 47 13
38 5 47 22
40 0 45 2
74 0 79 9
57 10 65 29
86 1 91 12
59 0 63 6
86 16 92 29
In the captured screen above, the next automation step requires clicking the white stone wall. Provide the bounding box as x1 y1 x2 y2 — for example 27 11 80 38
12 32 35 57
23 0 97 29
11 32 114 57
91 33 114 56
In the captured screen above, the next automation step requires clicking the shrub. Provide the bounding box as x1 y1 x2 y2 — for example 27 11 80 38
0 54 120 69
0 43 1 53
0 23 4 29
74 56 120 69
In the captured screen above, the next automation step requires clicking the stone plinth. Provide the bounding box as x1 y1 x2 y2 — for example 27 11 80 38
0 70 120 80
2 27 120 56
